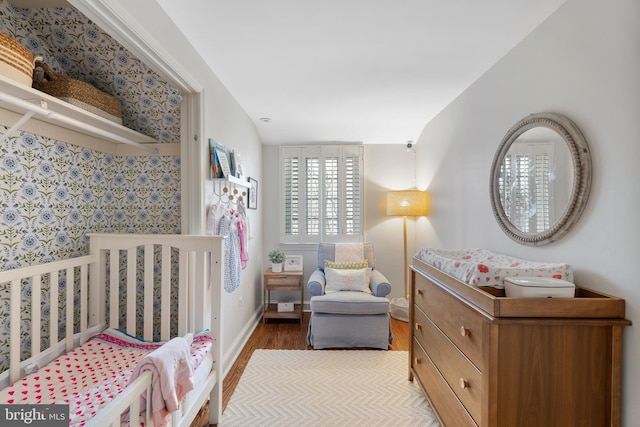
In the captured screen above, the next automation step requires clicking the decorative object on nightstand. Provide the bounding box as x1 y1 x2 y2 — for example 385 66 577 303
386 190 430 322
263 268 303 324
268 249 286 273
284 255 303 271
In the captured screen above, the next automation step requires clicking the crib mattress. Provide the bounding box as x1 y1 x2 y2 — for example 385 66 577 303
0 328 213 427
414 248 573 289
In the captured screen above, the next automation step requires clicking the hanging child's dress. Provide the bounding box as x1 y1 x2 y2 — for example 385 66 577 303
206 202 226 235
218 212 242 292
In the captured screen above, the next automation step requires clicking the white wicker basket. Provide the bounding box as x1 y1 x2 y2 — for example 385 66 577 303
390 297 409 322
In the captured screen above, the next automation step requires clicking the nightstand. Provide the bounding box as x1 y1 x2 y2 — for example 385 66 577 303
263 269 303 324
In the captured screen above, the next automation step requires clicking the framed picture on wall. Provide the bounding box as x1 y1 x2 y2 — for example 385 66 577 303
284 255 303 271
248 177 258 209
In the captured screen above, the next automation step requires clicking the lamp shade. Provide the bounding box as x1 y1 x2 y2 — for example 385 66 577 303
386 190 430 216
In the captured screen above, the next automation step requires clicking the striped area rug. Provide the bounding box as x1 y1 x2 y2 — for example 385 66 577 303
220 349 440 427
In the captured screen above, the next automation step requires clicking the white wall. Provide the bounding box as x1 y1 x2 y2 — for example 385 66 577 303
363 145 420 300
93 0 265 375
414 0 639 424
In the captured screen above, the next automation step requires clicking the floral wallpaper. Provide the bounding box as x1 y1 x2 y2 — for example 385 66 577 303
0 129 181 269
0 0 182 143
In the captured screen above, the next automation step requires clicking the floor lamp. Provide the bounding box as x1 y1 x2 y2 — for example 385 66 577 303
386 190 430 303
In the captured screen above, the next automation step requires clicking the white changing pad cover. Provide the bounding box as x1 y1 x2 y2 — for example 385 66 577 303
415 248 573 289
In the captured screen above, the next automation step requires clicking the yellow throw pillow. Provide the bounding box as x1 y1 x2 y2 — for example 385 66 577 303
324 259 368 270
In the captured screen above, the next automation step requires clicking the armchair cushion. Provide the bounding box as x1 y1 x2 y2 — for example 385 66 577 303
307 267 392 297
310 291 390 315
325 267 372 293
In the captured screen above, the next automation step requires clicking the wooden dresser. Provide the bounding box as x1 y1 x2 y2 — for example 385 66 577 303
409 258 631 427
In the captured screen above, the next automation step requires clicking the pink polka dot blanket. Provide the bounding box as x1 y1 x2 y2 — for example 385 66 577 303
0 328 213 426
415 248 573 289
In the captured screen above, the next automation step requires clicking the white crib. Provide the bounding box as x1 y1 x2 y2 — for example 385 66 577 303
0 233 225 427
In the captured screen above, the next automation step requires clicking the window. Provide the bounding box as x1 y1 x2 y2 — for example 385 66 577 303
281 146 363 243
499 143 554 233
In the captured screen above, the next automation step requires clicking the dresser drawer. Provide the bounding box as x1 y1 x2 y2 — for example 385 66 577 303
414 307 482 424
414 273 486 370
265 276 301 287
412 339 477 427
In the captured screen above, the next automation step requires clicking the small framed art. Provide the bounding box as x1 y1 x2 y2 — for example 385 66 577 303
248 177 258 209
284 255 303 271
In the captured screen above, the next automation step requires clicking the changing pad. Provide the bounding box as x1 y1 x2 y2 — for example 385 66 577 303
414 248 573 289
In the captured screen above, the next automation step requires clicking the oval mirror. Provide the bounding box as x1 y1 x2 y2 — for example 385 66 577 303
490 112 592 246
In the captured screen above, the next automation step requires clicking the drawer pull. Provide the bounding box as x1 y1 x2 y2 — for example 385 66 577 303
414 323 422 331
414 357 421 365
459 326 470 337
416 289 424 296
459 378 469 389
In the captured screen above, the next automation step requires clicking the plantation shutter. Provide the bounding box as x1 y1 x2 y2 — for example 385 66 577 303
283 148 300 237
342 146 362 238
281 146 363 243
500 143 554 233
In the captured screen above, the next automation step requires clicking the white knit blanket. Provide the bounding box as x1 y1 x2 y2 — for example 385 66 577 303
334 243 364 263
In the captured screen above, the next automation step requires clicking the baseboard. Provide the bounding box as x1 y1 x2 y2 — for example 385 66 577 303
221 304 262 380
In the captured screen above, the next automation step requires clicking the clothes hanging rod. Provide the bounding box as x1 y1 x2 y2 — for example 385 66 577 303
0 91 159 154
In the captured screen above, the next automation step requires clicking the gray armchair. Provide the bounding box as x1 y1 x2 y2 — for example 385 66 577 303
307 243 393 349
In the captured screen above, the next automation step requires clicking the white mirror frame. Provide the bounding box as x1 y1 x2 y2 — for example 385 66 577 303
490 112 592 246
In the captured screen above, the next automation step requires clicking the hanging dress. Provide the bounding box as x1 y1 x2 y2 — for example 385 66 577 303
218 213 242 292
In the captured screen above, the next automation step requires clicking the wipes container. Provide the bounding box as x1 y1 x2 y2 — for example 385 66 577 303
504 277 575 298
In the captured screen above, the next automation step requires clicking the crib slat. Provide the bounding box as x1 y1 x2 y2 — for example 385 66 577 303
178 249 188 337
146 386 152 425
32 274 41 355
89 245 105 328
65 267 74 352
109 250 119 330
80 264 88 332
160 244 171 341
194 251 206 331
126 248 137 336
130 394 140 426
143 244 154 341
10 279 20 383
50 270 59 346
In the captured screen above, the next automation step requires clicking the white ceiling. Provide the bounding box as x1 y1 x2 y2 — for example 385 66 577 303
158 0 567 145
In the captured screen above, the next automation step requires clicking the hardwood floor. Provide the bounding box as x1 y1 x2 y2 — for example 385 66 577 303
221 313 409 410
